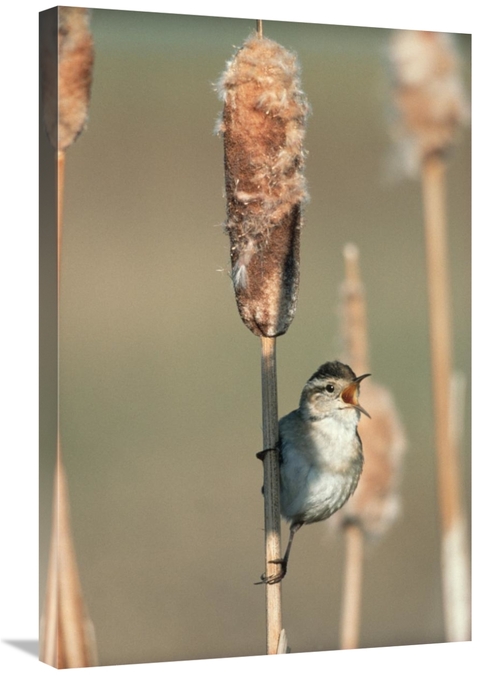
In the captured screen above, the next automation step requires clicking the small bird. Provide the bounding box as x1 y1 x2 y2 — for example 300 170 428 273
260 361 370 584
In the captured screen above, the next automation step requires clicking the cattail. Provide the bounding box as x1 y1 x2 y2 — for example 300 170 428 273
39 7 97 666
338 244 407 539
216 34 309 337
40 7 95 285
216 26 309 656
389 30 469 176
389 30 470 642
41 7 95 151
336 244 407 649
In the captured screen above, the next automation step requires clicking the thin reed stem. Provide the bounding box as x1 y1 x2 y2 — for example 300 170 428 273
260 336 283 654
57 149 65 295
40 151 98 667
339 245 366 650
339 523 364 649
422 153 457 530
256 19 263 38
421 152 470 641
342 243 369 375
443 371 470 641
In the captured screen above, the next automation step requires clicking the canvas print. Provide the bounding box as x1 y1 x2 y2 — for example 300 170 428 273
39 6 471 668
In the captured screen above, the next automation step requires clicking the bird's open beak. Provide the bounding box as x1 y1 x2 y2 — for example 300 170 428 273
341 373 371 418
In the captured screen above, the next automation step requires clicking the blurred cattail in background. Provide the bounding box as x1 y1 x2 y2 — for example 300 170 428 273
41 5 94 281
40 7 97 667
216 25 309 655
335 243 407 650
41 6 94 153
389 30 470 642
388 30 469 177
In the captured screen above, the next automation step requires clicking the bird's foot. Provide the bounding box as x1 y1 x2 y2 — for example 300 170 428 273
256 448 275 461
254 559 287 585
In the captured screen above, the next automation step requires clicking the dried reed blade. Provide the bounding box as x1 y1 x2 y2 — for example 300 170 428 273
277 628 290 654
389 30 470 642
40 446 98 668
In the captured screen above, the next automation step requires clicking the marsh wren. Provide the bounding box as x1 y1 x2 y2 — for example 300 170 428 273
260 361 370 584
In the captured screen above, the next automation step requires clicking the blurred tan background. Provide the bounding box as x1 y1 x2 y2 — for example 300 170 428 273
39 9 471 667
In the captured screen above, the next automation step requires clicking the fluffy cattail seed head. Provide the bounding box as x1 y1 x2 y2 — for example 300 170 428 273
389 30 469 176
41 7 94 151
217 34 310 337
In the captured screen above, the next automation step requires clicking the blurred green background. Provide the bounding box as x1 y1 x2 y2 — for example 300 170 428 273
39 8 471 667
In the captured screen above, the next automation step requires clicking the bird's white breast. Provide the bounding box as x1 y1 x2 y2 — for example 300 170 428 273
279 409 363 525
306 412 360 470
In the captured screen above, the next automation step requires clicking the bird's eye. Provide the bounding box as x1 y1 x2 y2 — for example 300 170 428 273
325 384 335 393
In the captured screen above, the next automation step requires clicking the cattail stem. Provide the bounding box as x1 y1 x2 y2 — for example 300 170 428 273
260 336 283 654
443 370 470 641
339 523 364 649
57 149 66 294
40 139 98 670
339 245 366 651
342 243 369 375
256 19 263 38
421 152 470 641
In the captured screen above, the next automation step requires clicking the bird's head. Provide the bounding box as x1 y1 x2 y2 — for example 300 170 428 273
299 361 371 421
